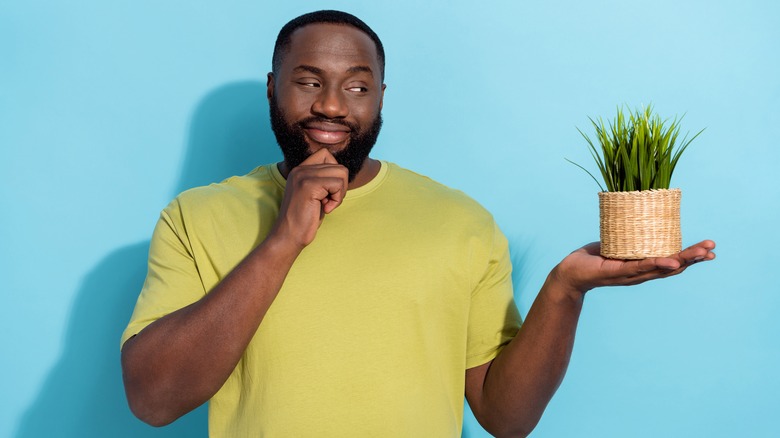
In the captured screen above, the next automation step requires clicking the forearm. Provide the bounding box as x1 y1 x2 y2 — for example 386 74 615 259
470 240 715 436
121 235 301 426
477 266 584 437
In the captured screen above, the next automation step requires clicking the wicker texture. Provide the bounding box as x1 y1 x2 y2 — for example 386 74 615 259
599 188 682 259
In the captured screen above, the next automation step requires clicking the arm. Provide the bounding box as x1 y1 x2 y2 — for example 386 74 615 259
465 240 716 437
121 149 348 426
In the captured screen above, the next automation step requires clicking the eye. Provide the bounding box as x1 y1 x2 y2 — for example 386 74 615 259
294 77 321 88
347 86 369 93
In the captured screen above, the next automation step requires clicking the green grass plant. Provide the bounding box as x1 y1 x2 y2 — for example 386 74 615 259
567 105 703 192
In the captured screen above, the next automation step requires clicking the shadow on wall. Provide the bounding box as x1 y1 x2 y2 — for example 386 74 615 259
15 81 281 437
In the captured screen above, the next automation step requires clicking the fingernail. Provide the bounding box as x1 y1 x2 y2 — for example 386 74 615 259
693 256 704 262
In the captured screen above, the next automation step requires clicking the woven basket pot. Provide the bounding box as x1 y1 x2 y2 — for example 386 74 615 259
598 188 682 259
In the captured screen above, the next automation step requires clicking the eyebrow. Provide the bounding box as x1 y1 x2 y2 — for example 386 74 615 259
293 65 324 75
346 66 374 77
292 64 374 77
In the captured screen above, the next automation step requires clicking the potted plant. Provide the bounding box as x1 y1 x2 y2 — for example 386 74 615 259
568 105 704 259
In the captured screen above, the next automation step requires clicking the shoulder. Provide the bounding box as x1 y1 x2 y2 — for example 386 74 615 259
383 162 494 223
168 164 280 215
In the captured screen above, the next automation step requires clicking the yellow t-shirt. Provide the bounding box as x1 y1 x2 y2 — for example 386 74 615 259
122 161 522 437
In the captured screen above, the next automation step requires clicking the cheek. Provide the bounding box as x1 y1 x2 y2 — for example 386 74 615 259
352 99 382 120
277 89 314 116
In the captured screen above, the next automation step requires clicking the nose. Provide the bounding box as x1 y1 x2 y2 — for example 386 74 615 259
311 86 349 119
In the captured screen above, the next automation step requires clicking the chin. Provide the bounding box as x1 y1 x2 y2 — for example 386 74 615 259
307 141 349 155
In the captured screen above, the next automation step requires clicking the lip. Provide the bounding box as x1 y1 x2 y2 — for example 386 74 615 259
303 122 351 145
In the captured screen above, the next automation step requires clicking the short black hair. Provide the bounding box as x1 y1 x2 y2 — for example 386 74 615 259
272 10 385 81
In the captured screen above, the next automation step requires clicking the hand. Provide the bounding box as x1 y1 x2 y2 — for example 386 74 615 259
552 240 717 295
270 148 349 249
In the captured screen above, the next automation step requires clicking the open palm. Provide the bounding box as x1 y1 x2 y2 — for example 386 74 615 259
556 240 716 293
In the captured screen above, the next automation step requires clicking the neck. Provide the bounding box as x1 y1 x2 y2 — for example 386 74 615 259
348 158 381 189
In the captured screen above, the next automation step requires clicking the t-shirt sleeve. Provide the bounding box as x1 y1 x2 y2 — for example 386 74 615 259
465 221 522 369
120 199 207 349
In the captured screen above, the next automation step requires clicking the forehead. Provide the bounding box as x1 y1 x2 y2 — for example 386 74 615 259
282 23 380 73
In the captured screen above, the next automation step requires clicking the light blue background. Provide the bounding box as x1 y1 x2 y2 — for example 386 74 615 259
2 1 778 437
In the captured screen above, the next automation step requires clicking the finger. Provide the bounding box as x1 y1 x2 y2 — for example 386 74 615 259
653 257 682 271
679 245 709 261
631 256 679 274
631 263 687 280
322 183 347 214
292 164 348 181
302 147 338 165
640 239 717 271
580 242 601 257
624 245 716 283
319 175 348 214
303 175 346 199
695 240 717 251
676 241 717 265
326 163 349 214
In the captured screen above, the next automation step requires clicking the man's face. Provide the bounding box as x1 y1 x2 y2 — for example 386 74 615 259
268 23 386 182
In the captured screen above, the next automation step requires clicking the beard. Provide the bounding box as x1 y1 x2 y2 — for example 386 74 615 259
269 96 382 183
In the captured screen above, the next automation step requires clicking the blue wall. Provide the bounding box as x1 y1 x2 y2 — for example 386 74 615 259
2 1 778 436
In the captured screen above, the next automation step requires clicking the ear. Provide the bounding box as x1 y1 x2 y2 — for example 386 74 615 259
267 72 275 102
379 83 386 111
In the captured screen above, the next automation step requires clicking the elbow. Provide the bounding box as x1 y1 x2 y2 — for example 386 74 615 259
149 412 180 428
121 346 182 427
497 428 534 438
127 400 179 428
476 408 542 438
485 423 536 438
136 410 180 428
123 373 182 427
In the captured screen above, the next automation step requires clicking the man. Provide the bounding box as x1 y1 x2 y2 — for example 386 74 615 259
121 10 715 437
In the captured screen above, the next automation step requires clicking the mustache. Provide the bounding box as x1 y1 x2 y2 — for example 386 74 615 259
295 116 359 132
